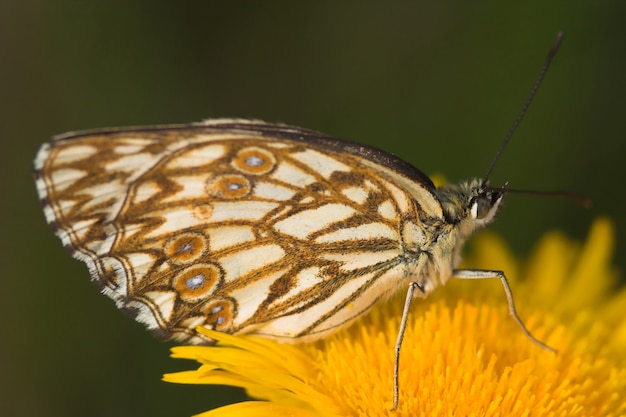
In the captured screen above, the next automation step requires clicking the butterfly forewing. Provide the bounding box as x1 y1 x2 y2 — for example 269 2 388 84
34 120 449 344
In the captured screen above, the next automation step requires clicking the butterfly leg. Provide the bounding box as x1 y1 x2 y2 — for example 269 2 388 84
452 269 557 354
392 281 425 411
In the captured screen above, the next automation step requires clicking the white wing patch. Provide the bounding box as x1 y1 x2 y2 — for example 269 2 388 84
143 291 177 322
271 162 316 187
315 223 397 243
209 201 279 222
253 181 297 201
293 149 351 179
54 144 99 163
321 249 401 271
273 203 356 239
164 144 226 169
218 244 285 281
133 180 162 204
48 168 86 192
206 226 256 251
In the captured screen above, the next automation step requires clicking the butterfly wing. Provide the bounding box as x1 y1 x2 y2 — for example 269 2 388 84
34 119 446 343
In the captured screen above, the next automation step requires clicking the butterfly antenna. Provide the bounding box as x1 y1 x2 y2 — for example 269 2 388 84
500 187 593 209
482 32 564 185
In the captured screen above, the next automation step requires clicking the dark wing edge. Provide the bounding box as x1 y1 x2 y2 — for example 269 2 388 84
37 118 436 191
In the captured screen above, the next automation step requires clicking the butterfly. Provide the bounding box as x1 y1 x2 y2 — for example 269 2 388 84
34 118 496 341
34 32 565 410
35 117 562 411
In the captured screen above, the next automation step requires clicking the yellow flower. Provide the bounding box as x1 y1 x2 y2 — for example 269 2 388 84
164 218 626 416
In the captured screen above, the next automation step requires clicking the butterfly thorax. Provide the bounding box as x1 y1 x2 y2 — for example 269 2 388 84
409 178 504 292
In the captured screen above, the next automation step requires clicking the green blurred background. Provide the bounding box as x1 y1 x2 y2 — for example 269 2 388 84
1 2 624 416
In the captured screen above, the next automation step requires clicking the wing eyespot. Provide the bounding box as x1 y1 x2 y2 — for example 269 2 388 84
231 146 277 175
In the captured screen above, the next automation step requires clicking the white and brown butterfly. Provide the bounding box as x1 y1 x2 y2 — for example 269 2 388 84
34 34 566 409
35 118 506 344
35 118 560 412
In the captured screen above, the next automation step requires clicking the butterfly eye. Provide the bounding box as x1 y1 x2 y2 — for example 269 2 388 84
470 190 503 220
474 196 493 219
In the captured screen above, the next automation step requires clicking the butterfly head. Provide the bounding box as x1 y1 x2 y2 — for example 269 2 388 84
437 178 505 235
469 180 505 226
